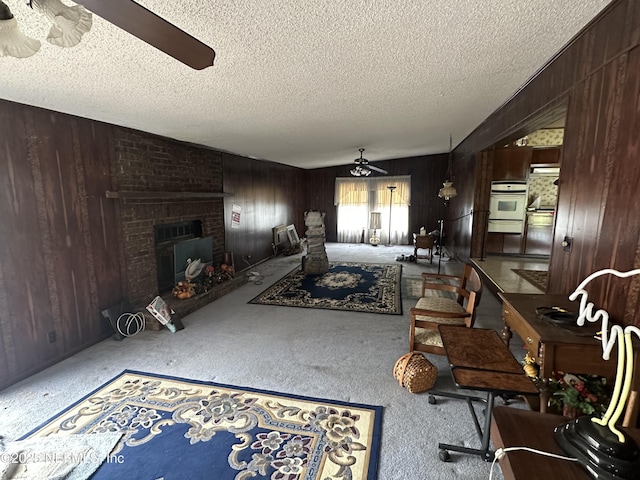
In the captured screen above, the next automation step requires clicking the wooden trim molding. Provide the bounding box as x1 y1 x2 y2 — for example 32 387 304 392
105 190 232 199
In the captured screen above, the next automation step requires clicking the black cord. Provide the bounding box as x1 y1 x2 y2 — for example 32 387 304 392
444 210 491 223
436 210 492 266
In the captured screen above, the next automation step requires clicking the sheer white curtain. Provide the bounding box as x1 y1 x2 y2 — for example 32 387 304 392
334 178 370 243
335 175 410 244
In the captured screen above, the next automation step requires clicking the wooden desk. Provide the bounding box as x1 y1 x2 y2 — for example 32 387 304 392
498 293 639 426
432 326 539 461
412 233 434 263
491 406 640 480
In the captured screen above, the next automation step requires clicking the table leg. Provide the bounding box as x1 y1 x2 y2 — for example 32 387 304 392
501 323 512 347
538 379 549 414
537 345 552 414
432 390 495 462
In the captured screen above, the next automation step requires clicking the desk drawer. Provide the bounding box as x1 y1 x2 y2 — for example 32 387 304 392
502 304 541 361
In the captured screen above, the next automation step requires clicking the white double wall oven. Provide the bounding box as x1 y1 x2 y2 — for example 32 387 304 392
488 181 528 233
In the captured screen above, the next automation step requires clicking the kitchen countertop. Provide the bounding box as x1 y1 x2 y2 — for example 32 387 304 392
526 210 554 225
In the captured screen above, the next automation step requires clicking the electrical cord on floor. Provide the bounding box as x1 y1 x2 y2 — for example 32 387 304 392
489 446 578 479
116 312 146 337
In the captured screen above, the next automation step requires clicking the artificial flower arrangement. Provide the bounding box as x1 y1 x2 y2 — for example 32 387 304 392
172 264 234 299
521 353 610 418
547 371 610 418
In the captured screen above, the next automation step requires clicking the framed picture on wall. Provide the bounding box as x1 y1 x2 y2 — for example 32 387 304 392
286 224 300 246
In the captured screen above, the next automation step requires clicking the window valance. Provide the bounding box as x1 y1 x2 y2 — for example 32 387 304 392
334 175 411 206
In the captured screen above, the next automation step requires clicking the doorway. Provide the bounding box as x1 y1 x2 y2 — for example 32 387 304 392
472 106 566 293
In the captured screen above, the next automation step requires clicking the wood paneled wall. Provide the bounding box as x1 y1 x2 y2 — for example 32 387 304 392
0 103 306 390
223 154 306 267
0 101 121 389
306 155 449 243
450 0 640 326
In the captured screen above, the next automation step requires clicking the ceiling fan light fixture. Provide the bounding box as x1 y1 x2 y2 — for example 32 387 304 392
350 165 371 177
0 12 41 58
32 0 92 48
351 148 387 176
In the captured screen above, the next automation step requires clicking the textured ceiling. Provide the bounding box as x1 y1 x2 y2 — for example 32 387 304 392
2 1 611 169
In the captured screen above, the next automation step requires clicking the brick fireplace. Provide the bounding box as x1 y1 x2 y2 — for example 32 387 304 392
112 129 227 311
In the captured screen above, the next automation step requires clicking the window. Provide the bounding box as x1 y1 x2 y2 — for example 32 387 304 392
334 175 411 244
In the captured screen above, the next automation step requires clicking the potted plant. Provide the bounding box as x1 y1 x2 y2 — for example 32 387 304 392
547 371 610 418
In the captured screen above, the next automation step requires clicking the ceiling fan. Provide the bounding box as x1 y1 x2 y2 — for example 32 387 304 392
351 148 388 177
76 0 215 70
0 0 215 69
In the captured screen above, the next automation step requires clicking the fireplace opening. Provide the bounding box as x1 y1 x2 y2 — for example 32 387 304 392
155 220 203 294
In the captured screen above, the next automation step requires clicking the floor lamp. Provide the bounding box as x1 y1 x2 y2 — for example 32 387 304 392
437 219 445 274
386 186 396 246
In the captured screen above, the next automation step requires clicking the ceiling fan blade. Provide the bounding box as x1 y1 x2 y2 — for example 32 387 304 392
76 0 215 70
368 165 388 174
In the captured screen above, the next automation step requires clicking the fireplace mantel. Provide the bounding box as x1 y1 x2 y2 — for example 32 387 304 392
106 190 232 200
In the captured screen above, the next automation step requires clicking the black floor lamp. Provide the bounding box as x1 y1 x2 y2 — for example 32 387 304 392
436 135 457 273
386 185 396 246
437 219 445 274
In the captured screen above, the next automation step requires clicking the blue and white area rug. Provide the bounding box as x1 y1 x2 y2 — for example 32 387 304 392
249 262 402 315
20 370 383 480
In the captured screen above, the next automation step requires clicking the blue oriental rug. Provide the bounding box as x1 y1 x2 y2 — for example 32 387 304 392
249 262 402 315
21 370 383 480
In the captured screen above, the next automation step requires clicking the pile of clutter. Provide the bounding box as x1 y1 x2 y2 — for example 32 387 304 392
172 258 234 299
395 254 416 262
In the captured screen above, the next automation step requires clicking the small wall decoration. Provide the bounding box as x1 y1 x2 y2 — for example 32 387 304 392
231 204 241 229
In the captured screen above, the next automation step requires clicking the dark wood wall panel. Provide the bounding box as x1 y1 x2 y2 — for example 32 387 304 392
556 46 640 325
0 101 121 390
0 102 59 383
223 154 306 266
29 109 97 349
77 121 123 317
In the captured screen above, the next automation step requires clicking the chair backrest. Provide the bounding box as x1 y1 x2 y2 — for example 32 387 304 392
419 264 483 308
459 263 483 308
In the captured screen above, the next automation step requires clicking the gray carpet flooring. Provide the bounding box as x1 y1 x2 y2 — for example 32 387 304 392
0 243 530 479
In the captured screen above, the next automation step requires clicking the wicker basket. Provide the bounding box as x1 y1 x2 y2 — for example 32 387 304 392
393 353 437 393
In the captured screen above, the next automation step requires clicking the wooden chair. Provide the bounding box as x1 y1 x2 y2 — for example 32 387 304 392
409 264 483 355
432 263 483 309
